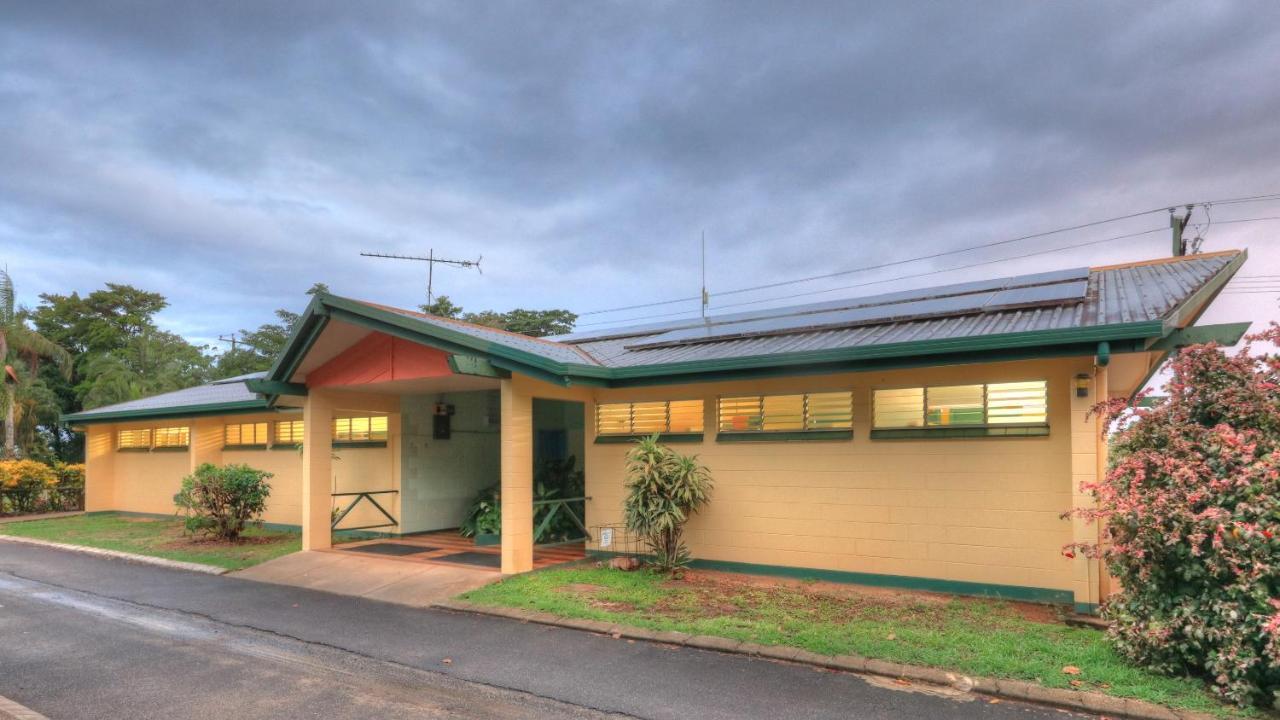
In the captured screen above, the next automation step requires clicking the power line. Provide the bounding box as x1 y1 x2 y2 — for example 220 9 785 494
576 211 1280 330
576 225 1167 328
579 192 1280 317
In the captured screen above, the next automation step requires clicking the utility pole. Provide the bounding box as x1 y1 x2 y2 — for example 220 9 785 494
1170 204 1193 257
360 250 483 306
217 334 259 353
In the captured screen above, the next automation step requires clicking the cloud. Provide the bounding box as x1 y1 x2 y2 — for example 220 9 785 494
2 0 1280 346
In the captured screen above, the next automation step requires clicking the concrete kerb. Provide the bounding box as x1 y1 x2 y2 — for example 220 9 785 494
432 598 1217 720
0 535 228 576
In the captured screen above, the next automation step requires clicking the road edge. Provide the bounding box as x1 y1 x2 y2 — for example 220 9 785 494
433 598 1213 720
0 535 228 575
0 693 49 720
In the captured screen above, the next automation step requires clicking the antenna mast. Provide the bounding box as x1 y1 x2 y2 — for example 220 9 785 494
360 249 483 305
700 231 709 321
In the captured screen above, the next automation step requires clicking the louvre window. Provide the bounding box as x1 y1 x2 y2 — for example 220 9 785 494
225 422 268 446
153 426 190 448
117 429 152 450
596 400 704 436
718 392 852 433
873 380 1048 430
333 415 388 443
275 420 305 445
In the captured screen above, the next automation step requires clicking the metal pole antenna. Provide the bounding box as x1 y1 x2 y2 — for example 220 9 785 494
701 231 709 321
360 249 484 308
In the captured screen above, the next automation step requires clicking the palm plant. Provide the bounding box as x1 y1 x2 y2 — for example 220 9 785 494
623 434 713 573
0 269 71 458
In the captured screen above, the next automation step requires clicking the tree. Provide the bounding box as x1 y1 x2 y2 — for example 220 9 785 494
420 295 463 319
0 270 71 458
213 283 330 377
622 435 713 573
419 296 578 337
1066 327 1280 708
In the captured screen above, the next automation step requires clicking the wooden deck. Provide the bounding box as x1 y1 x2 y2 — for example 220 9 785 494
332 529 585 571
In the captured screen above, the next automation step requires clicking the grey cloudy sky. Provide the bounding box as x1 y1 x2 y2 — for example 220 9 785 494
4 1 1280 350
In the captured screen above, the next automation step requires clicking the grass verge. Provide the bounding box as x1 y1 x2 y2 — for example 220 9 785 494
0 512 300 571
461 565 1255 718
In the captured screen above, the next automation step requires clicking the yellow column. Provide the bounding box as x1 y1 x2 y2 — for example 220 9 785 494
1069 365 1101 611
83 424 116 511
189 417 224 474
302 390 334 550
500 377 534 574
1094 363 1113 600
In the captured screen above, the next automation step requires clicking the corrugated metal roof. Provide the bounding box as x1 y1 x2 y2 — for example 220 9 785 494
66 372 268 420
560 252 1240 367
366 303 600 365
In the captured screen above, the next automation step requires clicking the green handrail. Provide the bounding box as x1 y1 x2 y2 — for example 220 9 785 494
532 496 590 546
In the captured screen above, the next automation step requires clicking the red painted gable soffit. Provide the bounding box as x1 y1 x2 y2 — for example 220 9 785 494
306 332 453 388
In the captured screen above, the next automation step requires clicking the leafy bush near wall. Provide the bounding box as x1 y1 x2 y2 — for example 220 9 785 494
0 459 58 489
52 462 85 486
1066 326 1280 709
459 456 587 543
173 463 273 541
623 435 713 574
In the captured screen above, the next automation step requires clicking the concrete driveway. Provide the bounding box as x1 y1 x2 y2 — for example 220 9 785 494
0 543 1094 720
232 549 497 606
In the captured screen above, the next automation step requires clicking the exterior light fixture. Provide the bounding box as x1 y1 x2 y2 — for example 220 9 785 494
1075 373 1091 398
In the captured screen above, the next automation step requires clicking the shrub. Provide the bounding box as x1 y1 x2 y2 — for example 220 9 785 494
623 434 713 573
0 459 57 489
458 458 587 543
1066 326 1280 708
52 462 85 486
173 463 273 541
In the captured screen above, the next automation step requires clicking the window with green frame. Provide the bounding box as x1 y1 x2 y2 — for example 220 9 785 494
117 428 152 450
225 421 269 446
717 391 852 434
275 419 304 445
596 400 704 436
873 381 1047 431
332 415 388 443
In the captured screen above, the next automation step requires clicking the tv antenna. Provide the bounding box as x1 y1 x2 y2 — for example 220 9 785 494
360 249 483 305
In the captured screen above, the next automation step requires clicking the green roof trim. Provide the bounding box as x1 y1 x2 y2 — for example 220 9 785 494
63 399 272 425
1146 322 1252 351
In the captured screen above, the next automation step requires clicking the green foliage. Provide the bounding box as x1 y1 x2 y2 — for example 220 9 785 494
460 486 501 537
0 513 299 571
623 435 713 573
418 296 577 337
1068 328 1280 708
463 567 1252 718
459 456 587 543
1 268 72 460
213 282 329 376
173 463 273 541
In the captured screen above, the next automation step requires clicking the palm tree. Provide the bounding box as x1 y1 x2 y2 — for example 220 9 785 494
0 269 71 458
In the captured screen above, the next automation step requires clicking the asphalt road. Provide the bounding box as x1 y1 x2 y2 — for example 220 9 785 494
0 544 1093 720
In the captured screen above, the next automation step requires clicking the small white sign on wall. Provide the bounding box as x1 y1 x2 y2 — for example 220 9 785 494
600 527 614 548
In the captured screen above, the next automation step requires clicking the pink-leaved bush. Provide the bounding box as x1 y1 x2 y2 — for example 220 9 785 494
1066 326 1280 708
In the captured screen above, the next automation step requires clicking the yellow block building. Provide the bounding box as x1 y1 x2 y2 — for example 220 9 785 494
66 251 1249 612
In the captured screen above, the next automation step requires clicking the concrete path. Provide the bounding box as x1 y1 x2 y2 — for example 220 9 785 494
0 543 1093 720
232 549 497 606
0 511 83 525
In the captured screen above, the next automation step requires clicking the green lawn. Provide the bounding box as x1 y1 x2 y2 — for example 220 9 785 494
462 565 1255 718
0 512 300 571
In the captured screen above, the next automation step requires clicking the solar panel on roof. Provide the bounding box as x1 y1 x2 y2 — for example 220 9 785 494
558 267 1089 344
625 274 1089 350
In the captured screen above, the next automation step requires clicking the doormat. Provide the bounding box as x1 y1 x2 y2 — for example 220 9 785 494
344 543 437 557
436 551 502 568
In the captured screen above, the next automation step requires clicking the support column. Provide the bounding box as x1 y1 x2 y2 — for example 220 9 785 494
500 377 534 575
1068 365 1102 612
189 417 224 474
83 425 116 512
302 390 334 551
1094 363 1113 600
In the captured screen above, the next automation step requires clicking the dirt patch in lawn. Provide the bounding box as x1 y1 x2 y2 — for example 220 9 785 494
653 569 1063 626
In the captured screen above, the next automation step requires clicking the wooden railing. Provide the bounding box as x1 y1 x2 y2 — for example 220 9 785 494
331 490 398 531
532 496 590 546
